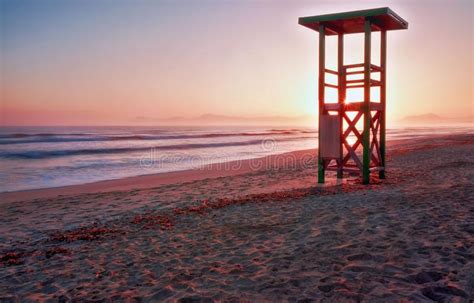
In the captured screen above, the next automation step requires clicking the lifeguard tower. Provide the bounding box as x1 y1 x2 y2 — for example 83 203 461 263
298 7 408 184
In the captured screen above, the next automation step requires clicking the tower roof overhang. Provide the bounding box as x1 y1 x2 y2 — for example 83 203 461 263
298 7 408 35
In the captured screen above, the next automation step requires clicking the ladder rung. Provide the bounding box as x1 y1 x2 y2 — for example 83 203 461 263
324 69 338 75
324 83 338 89
346 79 363 84
345 80 382 88
343 64 384 74
346 84 365 89
346 70 364 75
344 63 364 69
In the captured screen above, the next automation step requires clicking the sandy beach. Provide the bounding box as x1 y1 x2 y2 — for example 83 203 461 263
0 133 473 302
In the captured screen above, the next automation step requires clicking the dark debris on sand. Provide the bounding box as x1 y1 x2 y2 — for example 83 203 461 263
49 226 122 242
1 246 71 266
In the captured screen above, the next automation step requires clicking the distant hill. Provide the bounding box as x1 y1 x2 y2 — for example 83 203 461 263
401 113 445 123
135 113 315 126
400 113 473 124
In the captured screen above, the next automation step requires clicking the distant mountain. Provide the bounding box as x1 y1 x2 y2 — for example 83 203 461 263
194 114 312 123
401 113 445 122
400 113 473 124
135 113 315 126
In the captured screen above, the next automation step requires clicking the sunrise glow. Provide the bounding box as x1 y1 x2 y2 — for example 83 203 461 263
1 0 472 126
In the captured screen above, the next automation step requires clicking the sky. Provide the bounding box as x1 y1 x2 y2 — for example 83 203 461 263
1 0 473 126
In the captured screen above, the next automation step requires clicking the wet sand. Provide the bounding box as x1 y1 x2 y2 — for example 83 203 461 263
0 133 473 301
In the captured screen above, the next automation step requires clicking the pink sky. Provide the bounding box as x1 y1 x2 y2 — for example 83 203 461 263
1 0 472 126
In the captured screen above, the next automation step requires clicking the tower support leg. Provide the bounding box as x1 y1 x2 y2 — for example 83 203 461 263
362 19 371 184
379 30 387 179
318 24 326 183
318 158 325 183
337 33 344 179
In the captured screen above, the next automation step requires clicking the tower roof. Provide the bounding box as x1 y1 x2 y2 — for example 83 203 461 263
298 7 408 35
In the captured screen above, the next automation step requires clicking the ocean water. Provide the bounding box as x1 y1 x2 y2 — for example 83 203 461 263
0 125 471 192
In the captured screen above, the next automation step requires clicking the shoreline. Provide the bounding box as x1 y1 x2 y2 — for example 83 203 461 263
0 148 317 204
0 133 470 204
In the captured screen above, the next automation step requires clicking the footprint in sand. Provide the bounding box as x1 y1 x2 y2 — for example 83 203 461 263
421 285 468 301
409 271 443 284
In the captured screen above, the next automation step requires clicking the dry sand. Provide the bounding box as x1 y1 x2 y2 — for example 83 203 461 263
0 133 473 302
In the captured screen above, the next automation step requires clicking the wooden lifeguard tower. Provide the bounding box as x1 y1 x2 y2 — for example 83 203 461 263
298 7 408 184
